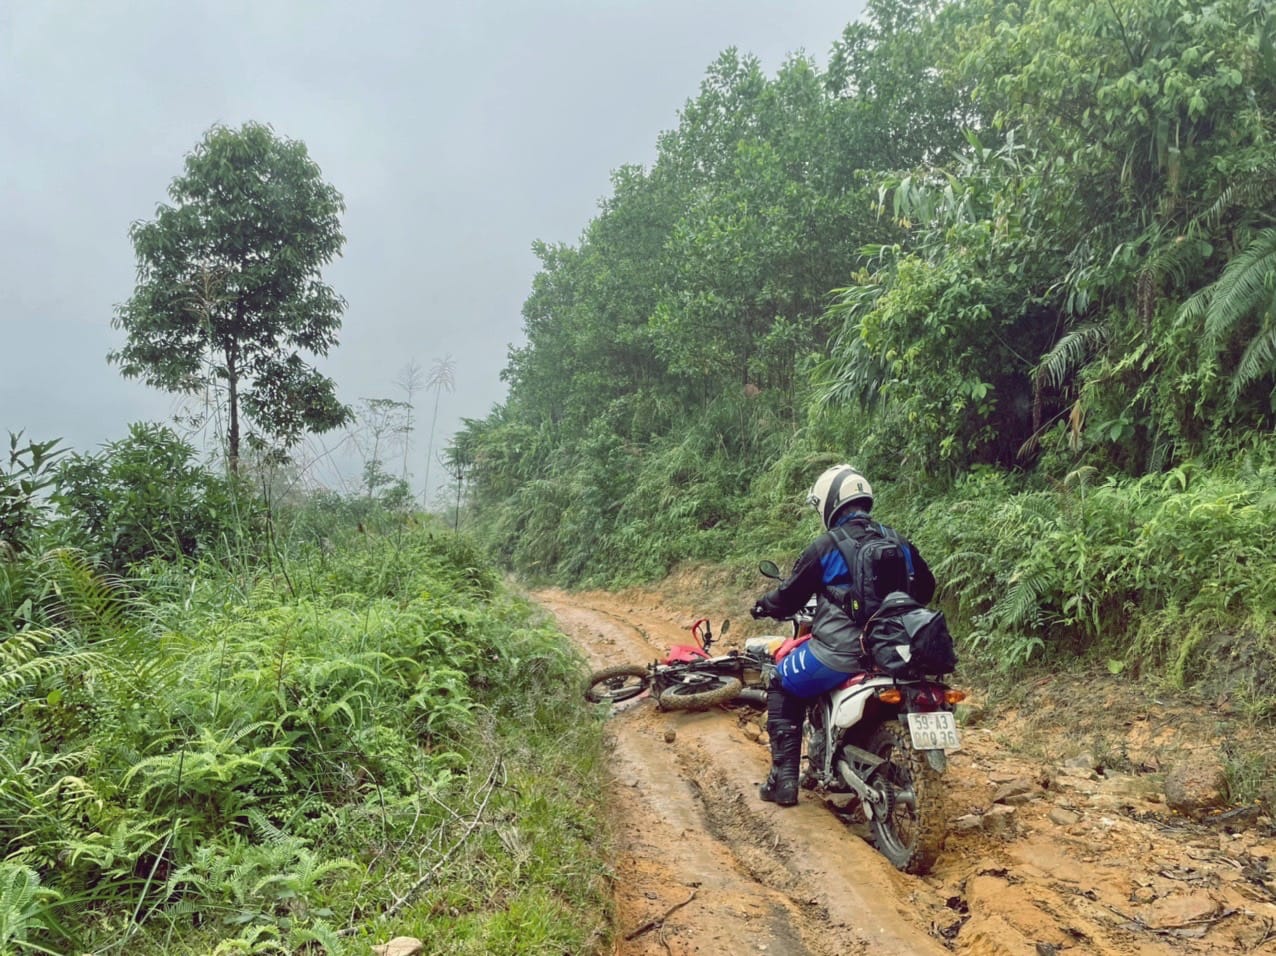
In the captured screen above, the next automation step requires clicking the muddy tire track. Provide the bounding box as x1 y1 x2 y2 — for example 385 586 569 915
540 588 949 955
537 587 1276 956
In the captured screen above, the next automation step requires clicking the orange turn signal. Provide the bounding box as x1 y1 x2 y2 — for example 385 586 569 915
877 688 902 704
944 690 967 704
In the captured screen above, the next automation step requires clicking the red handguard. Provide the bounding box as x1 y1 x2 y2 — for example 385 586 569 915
667 617 714 664
689 618 710 646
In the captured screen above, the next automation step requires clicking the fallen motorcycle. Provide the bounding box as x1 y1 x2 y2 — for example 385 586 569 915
748 561 965 874
584 617 762 711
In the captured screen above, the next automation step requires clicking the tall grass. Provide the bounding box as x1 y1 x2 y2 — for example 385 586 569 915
901 461 1276 686
0 524 610 953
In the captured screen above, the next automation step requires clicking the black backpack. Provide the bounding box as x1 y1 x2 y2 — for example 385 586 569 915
861 591 958 678
825 520 912 625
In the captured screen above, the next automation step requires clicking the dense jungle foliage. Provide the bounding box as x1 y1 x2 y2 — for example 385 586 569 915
0 428 610 954
453 0 1276 691
5 0 1276 948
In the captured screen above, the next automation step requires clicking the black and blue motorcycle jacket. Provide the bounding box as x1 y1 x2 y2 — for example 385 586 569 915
755 512 935 672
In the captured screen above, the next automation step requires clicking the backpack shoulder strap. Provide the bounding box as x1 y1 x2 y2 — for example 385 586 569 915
824 520 876 605
874 523 916 580
826 522 868 574
829 517 875 551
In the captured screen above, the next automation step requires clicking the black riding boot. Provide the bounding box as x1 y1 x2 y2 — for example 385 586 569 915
760 717 803 806
761 685 805 806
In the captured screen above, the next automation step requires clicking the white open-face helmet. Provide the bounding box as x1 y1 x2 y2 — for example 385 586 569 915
807 464 874 528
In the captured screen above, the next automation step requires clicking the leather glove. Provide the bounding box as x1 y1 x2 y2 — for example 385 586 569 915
750 603 767 620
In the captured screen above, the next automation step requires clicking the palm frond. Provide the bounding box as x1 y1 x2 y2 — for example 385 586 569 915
1231 322 1276 401
1183 228 1276 346
1178 282 1211 325
1139 227 1208 291
811 335 890 410
1035 323 1108 391
1196 178 1276 232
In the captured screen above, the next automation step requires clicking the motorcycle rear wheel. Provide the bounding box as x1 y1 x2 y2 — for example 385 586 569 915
584 664 650 703
656 674 743 711
863 721 946 875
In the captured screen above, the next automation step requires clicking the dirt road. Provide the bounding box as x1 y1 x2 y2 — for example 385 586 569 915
536 585 1276 956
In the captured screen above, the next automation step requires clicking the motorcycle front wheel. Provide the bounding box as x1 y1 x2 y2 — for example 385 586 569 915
864 721 946 875
656 674 743 711
584 664 650 703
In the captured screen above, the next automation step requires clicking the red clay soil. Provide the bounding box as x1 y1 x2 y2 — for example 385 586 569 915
536 585 1276 956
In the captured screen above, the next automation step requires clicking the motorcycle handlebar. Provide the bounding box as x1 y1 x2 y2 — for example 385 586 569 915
753 603 815 624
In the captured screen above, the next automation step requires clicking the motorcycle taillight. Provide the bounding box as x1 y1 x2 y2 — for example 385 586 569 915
908 684 948 711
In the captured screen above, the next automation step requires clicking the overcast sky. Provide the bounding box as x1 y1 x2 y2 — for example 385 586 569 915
1 0 866 500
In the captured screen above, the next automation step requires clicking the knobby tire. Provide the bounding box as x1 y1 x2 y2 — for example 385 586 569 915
656 675 744 711
864 721 946 874
585 664 650 703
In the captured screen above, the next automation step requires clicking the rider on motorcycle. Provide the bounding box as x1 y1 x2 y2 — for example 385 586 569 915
750 464 935 806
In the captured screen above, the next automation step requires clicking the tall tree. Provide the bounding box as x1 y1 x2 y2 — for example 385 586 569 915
110 122 352 471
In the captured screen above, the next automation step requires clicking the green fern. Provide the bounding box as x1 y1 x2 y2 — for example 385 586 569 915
0 628 103 700
250 846 359 914
0 524 610 949
243 809 291 847
989 566 1050 634
59 814 168 880
120 726 289 825
35 548 138 641
287 921 347 954
209 923 289 955
0 863 61 956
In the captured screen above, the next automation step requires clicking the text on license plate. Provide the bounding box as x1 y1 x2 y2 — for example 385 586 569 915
907 711 961 751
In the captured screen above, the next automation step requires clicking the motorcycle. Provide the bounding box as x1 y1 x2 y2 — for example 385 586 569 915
584 617 763 711
748 561 965 875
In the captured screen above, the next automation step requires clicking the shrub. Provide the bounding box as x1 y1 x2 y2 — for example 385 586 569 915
0 433 63 553
911 461 1276 671
51 422 252 570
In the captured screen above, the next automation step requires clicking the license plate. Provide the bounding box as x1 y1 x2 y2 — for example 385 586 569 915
907 711 961 751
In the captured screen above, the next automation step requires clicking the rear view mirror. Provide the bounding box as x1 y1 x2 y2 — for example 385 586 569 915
759 560 781 580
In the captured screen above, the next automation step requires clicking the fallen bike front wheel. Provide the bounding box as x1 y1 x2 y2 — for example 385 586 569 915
656 674 743 711
584 664 650 703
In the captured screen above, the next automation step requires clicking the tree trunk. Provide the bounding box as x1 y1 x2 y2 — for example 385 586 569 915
227 346 240 474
